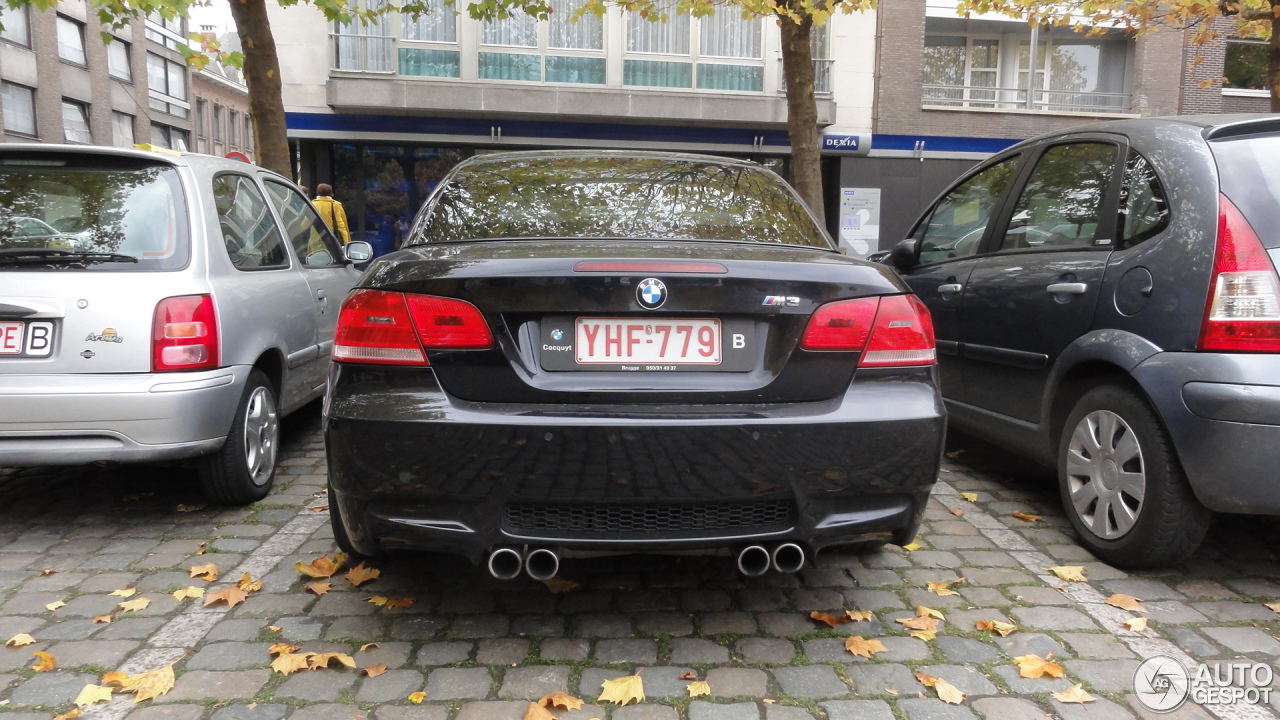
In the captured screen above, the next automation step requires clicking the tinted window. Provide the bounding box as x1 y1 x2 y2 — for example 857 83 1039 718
416 155 831 249
1117 149 1168 249
1212 134 1280 249
264 180 344 267
213 174 289 270
1001 142 1116 251
0 155 189 272
918 155 1019 265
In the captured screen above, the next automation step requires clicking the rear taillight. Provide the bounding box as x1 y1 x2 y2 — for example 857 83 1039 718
152 294 219 371
334 289 427 365
333 290 494 365
800 294 937 367
1198 194 1280 352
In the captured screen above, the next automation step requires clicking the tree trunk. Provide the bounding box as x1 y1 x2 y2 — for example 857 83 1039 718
778 13 824 221
226 0 291 176
1271 5 1280 112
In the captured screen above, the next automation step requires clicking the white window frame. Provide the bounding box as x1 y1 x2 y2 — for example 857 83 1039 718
112 111 135 148
57 15 87 66
475 1 607 86
0 6 30 47
61 99 92 144
621 13 765 93
2 82 37 137
108 38 132 81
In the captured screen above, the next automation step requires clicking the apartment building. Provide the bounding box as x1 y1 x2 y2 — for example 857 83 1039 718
1180 18 1271 116
0 4 192 149
192 31 254 162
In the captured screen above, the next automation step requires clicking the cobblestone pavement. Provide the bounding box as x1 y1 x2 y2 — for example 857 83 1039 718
1 404 1278 720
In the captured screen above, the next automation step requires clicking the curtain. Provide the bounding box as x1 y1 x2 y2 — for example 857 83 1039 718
483 14 537 47
402 0 455 43
549 0 602 50
699 12 760 59
400 48 461 77
696 63 762 91
623 59 692 87
627 12 689 54
478 51 541 80
546 55 605 83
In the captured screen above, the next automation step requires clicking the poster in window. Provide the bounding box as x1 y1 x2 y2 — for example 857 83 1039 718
838 187 881 257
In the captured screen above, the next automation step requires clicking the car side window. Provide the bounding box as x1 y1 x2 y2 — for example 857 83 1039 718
1001 142 1117 251
213 174 289 270
264 180 345 267
1116 149 1169 249
918 155 1019 265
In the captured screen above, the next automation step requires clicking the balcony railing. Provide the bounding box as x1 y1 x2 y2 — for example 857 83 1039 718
922 84 1131 114
331 33 395 73
777 58 834 95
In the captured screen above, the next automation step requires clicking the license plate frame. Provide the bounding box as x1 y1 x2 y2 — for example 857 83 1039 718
0 320 55 358
539 316 756 372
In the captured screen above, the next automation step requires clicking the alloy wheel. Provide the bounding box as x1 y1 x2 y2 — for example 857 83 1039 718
1065 409 1146 540
242 386 279 486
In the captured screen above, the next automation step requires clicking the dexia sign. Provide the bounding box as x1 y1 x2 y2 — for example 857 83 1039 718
821 130 872 156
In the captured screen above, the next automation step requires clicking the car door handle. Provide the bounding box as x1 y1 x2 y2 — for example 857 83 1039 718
939 283 963 294
316 290 327 300
1046 282 1087 295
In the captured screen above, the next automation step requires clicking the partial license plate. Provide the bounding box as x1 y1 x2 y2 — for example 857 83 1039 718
0 320 55 357
577 318 721 365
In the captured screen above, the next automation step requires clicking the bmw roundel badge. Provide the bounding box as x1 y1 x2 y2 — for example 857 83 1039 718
550 329 564 341
637 278 666 309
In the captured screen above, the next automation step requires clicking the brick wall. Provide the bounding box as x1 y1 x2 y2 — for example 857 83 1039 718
1181 18 1272 115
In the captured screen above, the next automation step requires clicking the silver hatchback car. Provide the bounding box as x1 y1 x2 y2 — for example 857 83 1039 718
0 145 369 504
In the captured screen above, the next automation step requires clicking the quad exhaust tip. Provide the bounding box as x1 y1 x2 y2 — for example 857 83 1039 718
487 547 523 580
771 543 806 574
525 547 560 581
737 545 771 577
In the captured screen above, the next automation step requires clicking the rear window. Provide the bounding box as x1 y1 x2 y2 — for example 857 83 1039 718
414 155 832 249
1211 135 1280 249
0 153 189 271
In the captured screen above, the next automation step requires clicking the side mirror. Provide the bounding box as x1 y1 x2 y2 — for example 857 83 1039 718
344 241 373 263
888 238 919 272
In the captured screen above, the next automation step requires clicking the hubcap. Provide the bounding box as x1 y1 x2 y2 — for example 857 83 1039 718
242 386 279 486
1066 410 1146 540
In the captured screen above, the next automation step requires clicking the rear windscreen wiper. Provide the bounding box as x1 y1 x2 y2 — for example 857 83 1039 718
0 248 138 265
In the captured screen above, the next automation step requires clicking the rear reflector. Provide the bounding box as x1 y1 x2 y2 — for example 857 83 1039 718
573 260 728 274
333 289 427 365
404 295 494 349
800 294 937 367
1198 194 1280 352
152 294 219 372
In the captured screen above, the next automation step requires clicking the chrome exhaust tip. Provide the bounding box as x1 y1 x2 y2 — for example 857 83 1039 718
737 545 771 576
771 542 806 574
525 547 560 581
487 547 523 580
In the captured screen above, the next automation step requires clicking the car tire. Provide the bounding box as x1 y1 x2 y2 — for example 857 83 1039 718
1056 385 1210 568
198 369 279 505
327 487 371 559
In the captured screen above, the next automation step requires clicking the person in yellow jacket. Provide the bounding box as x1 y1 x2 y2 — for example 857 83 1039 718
312 183 351 244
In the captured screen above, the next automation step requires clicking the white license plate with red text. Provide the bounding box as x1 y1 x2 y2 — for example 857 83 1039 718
0 320 54 357
575 318 721 365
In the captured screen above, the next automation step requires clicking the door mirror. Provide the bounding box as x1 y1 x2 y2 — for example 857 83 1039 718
344 241 373 263
888 238 919 272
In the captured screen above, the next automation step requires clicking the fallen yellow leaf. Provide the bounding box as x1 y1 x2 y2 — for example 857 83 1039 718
296 555 340 579
204 586 248 609
46 601 66 612
173 586 205 601
237 573 263 593
542 577 580 594
521 702 556 720
1011 511 1042 522
598 673 645 706
127 665 175 703
974 620 1017 637
1048 566 1087 582
897 615 940 640
41 569 57 576
927 580 963 597
1013 654 1065 679
367 596 389 607
362 664 388 678
385 597 414 609
6 633 35 647
537 692 584 711
1106 594 1148 613
309 505 329 512
271 652 313 676
189 563 218 582
810 610 853 628
52 710 80 720
845 610 873 622
32 650 57 672
844 636 888 658
269 643 301 656
100 672 130 688
307 581 331 596
687 680 711 697
680 672 698 680
902 542 922 552
309 652 356 670
117 598 150 613
345 562 380 587
73 684 113 708
916 605 946 620
109 588 137 598
359 643 379 652
948 508 964 516
916 673 965 704
408 691 427 704
93 615 112 624
959 492 978 502
1122 617 1149 632
267 626 283 633
1053 684 1095 704
1265 602 1280 614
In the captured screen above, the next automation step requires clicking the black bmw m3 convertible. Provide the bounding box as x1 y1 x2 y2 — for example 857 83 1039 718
323 151 945 580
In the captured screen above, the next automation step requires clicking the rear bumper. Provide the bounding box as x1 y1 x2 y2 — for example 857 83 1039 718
1133 352 1280 515
324 364 946 561
0 367 249 465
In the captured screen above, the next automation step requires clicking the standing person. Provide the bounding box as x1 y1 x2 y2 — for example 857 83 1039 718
312 184 350 244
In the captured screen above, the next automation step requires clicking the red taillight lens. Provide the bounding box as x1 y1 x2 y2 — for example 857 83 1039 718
404 295 494 349
800 297 879 350
859 294 937 367
333 289 427 365
1198 194 1280 352
800 295 937 367
152 294 219 371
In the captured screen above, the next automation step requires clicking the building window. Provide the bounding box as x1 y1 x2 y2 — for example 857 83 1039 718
243 115 253 151
2 83 36 136
151 123 188 151
228 109 239 147
108 39 132 81
335 0 393 72
145 12 185 51
623 13 762 91
477 0 605 84
112 111 135 148
61 100 92 144
213 104 224 142
0 6 30 47
399 0 460 77
1224 40 1268 90
147 52 189 118
195 98 208 139
57 16 86 66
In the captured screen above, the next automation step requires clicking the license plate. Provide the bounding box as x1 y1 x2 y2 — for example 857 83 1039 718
0 320 55 357
576 318 721 365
